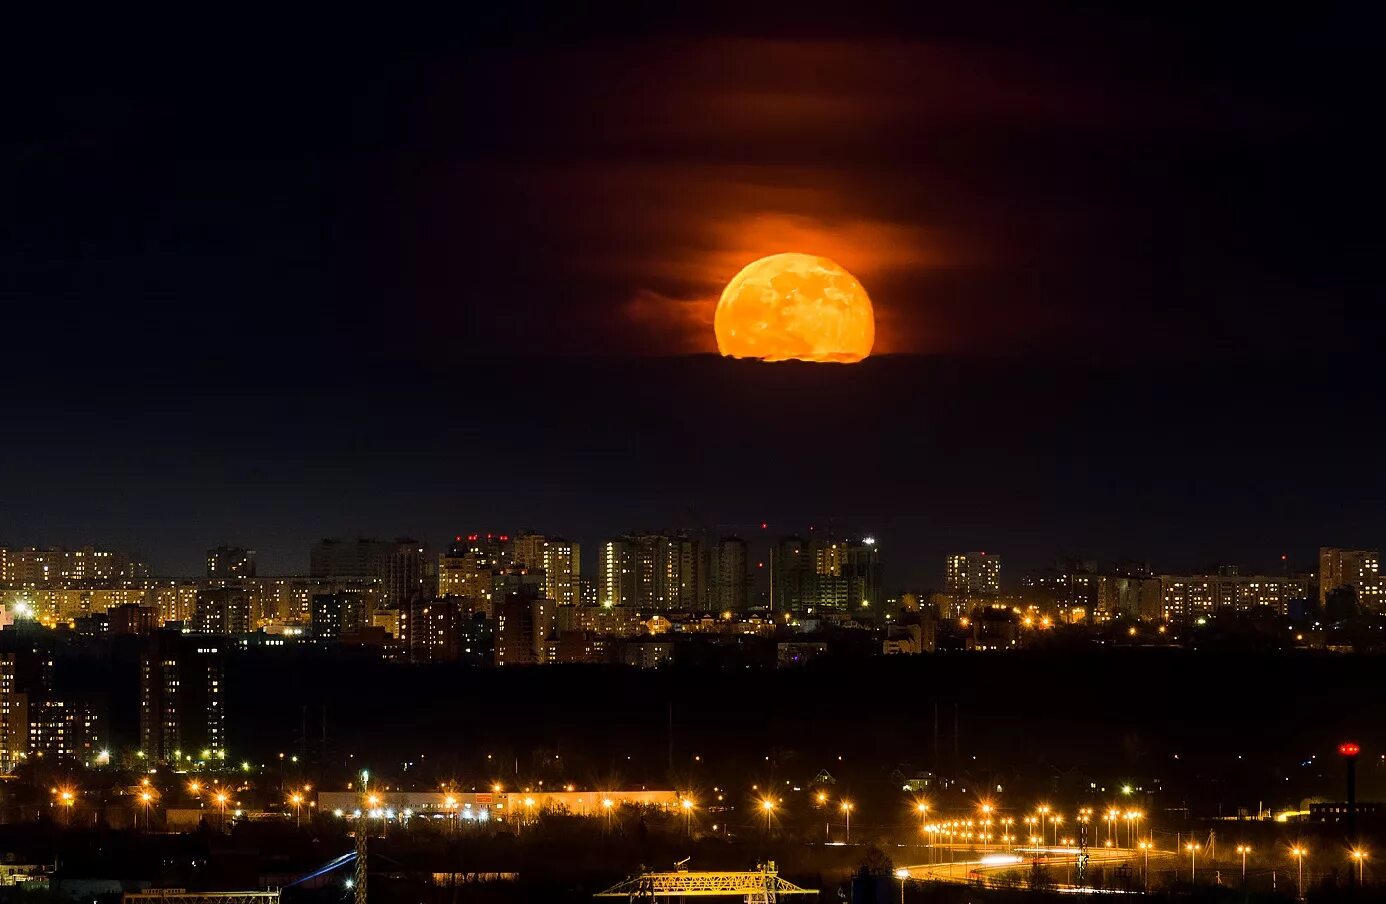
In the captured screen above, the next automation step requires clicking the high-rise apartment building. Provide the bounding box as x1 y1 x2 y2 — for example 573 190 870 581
27 699 101 761
437 534 513 613
1158 570 1312 622
205 546 256 578
192 587 251 634
945 552 1001 595
709 536 749 611
309 538 392 581
1319 547 1382 608
0 546 146 586
513 534 581 606
842 537 882 608
771 536 810 611
0 653 29 770
770 534 879 611
495 594 552 665
598 532 704 609
381 539 431 609
140 632 226 763
311 592 368 639
1 644 103 767
397 596 463 663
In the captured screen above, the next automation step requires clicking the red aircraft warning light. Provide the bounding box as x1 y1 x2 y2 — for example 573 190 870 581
1340 742 1362 758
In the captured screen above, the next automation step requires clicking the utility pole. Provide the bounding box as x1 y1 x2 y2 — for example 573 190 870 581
355 771 369 904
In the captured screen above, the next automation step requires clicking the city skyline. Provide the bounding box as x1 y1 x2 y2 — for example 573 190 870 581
0 528 1376 591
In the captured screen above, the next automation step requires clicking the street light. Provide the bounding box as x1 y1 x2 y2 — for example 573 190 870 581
1037 805 1050 845
602 797 614 832
139 790 154 830
1185 841 1200 883
1351 849 1368 886
1290 846 1307 899
214 791 230 830
1236 845 1251 884
1050 814 1064 847
1137 841 1151 890
893 868 908 904
761 798 775 835
841 801 854 844
681 797 695 836
289 792 304 829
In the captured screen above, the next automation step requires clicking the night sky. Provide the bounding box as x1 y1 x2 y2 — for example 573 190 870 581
3 5 1382 583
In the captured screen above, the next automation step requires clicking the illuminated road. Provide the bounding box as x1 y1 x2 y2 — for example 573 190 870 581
900 846 1163 890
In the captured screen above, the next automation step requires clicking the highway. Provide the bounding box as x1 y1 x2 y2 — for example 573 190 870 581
900 845 1166 891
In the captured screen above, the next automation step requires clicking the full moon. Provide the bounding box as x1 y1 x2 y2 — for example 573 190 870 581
714 253 874 363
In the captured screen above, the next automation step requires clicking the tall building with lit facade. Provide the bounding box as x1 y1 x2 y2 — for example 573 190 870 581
437 534 513 614
1158 568 1312 622
311 592 368 639
842 537 882 608
513 534 581 606
1022 560 1102 620
192 586 251 634
139 632 226 763
495 594 552 665
598 532 704 610
0 642 103 767
0 546 146 586
27 699 101 761
769 534 878 612
205 546 256 578
0 653 29 770
946 552 1001 595
397 597 464 662
1319 547 1382 608
377 539 431 609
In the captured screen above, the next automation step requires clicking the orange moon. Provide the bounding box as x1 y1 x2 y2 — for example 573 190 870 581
713 253 874 363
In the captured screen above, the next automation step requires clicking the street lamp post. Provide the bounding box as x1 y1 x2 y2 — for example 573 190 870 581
1037 805 1050 846
1291 847 1306 900
817 792 829 843
762 799 775 836
1137 841 1151 890
290 792 304 829
214 791 231 831
1236 845 1251 884
841 801 853 844
681 797 695 837
602 798 614 833
1351 850 1368 886
1186 841 1200 883
893 869 908 904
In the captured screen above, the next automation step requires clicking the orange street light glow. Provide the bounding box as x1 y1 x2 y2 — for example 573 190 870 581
715 253 874 363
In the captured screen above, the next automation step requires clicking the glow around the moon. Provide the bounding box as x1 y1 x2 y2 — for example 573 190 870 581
714 253 874 363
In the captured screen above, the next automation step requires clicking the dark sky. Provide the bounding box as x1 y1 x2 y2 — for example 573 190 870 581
2 4 1382 583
